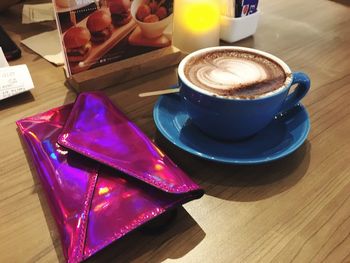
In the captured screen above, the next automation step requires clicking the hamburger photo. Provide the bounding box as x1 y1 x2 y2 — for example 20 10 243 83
87 10 113 43
108 0 132 26
63 26 91 62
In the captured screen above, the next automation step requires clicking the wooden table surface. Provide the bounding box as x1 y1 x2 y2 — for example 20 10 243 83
1 0 350 262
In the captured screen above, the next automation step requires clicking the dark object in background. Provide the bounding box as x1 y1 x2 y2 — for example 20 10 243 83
0 25 21 61
0 0 21 12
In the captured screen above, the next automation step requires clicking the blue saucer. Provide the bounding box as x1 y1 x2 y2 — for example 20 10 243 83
153 94 310 165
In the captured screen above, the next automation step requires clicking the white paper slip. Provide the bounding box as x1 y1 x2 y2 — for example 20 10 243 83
21 30 65 66
0 65 34 100
0 47 9 67
22 3 55 24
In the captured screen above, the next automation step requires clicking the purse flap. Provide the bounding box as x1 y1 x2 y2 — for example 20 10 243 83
58 92 201 194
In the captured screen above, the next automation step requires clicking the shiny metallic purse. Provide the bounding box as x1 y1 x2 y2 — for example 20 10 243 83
17 92 203 263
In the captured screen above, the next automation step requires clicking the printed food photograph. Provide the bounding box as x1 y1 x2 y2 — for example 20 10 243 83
53 0 173 75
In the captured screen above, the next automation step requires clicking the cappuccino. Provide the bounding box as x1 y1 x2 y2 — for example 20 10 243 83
184 49 288 99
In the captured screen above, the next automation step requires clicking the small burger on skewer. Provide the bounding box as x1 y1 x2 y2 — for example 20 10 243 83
86 10 113 43
108 0 132 26
63 26 92 62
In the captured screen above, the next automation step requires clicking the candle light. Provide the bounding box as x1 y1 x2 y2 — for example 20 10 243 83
172 0 220 54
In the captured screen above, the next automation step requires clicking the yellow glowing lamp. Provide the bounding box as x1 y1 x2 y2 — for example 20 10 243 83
173 0 221 53
182 2 220 33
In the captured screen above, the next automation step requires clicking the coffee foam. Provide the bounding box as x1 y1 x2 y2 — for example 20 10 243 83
184 50 289 99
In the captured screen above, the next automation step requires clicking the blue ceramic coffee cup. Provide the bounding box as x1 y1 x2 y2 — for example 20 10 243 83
177 46 310 141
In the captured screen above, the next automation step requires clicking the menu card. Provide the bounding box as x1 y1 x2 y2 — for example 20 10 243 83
0 47 34 100
52 0 173 77
0 47 9 67
0 65 34 100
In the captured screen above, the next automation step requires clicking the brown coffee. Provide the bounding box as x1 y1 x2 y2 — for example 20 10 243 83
184 49 288 99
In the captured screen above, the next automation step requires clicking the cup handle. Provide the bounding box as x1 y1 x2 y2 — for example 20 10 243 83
278 72 310 114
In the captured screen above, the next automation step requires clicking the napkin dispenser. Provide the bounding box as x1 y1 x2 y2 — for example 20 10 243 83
220 11 260 43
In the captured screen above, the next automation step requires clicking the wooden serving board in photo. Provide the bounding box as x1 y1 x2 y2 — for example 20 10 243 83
128 27 171 48
66 9 137 74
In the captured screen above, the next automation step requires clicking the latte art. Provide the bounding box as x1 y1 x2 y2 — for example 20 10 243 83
184 50 287 99
193 57 269 90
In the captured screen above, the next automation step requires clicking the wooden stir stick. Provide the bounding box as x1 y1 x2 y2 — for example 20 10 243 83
138 88 180 97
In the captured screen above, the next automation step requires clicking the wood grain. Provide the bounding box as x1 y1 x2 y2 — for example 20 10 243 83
1 0 350 262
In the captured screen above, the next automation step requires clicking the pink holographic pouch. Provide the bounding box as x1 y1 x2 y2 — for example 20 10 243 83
16 92 203 263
